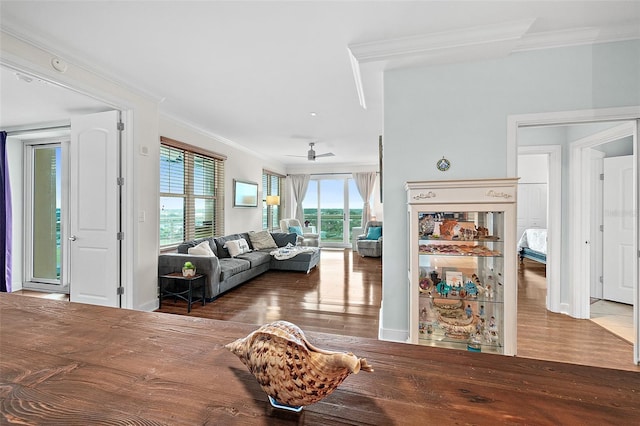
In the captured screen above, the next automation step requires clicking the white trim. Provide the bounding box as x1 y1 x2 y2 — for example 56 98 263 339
347 48 366 109
635 119 640 365
570 122 636 319
508 107 640 367
507 107 640 175
4 60 135 310
379 328 409 343
348 18 536 64
517 145 562 313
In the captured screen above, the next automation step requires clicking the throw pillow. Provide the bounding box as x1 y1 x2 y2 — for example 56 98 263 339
187 240 216 256
249 230 277 250
237 238 251 253
288 225 303 236
366 226 382 240
271 232 297 247
224 238 251 257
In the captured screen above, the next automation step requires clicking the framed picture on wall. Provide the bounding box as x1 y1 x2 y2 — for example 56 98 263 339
233 179 258 207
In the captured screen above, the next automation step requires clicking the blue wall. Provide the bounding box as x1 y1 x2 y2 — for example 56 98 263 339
381 40 640 338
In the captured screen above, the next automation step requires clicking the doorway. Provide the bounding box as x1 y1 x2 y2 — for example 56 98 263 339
509 108 640 366
304 176 364 248
23 139 68 293
2 64 126 308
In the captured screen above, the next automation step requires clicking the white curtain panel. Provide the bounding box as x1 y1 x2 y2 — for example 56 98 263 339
289 174 310 223
353 172 376 227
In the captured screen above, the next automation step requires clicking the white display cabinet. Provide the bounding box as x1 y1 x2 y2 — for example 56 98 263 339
406 178 518 355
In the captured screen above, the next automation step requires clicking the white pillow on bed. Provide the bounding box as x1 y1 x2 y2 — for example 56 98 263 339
187 240 216 256
224 238 251 257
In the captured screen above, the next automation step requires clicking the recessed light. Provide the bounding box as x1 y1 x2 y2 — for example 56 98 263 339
310 112 317 117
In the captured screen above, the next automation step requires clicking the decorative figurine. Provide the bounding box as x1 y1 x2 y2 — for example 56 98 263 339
465 304 473 318
226 321 374 412
430 270 441 286
436 281 451 297
464 281 478 298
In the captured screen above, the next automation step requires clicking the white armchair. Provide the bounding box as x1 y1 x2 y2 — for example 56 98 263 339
280 218 319 247
357 221 383 257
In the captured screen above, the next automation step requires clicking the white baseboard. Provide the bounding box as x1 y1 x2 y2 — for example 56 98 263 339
378 326 409 343
137 299 159 312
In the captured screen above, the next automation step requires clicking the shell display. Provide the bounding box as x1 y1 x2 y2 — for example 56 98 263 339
225 321 373 408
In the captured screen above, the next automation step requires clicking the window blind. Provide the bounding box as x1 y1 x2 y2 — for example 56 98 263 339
160 137 225 247
262 169 284 230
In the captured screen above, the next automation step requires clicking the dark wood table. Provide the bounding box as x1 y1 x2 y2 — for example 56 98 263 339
158 271 206 312
1 293 638 425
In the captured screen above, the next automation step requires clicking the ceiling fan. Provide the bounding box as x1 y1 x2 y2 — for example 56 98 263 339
289 142 335 161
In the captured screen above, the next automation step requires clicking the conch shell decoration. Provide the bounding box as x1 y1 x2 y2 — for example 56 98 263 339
226 321 373 411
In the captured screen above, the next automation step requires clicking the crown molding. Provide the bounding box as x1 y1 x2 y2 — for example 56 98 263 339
513 23 640 52
1 26 164 104
348 19 640 109
348 19 536 64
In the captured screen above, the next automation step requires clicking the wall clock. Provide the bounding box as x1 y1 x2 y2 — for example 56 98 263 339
436 157 451 171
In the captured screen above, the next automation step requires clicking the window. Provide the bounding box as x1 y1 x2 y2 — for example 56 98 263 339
262 170 284 230
160 137 225 248
303 176 370 246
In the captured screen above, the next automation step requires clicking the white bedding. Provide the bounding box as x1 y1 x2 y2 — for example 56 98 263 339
517 228 547 254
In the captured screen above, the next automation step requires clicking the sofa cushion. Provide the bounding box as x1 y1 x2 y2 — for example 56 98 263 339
177 237 217 256
214 234 244 258
271 232 297 247
219 258 251 281
187 240 216 256
236 251 271 268
248 230 277 250
224 238 251 257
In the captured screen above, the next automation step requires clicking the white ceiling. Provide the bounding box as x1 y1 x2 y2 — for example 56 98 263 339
1 1 639 168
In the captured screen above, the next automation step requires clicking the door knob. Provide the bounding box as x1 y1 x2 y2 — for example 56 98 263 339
69 235 77 241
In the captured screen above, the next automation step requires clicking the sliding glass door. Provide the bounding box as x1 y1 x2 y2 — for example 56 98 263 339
304 176 365 247
24 140 68 291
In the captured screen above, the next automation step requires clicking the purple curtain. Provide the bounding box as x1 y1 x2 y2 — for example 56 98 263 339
1 131 11 292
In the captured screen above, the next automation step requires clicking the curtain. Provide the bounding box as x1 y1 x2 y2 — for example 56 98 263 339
289 174 310 223
1 131 11 292
353 172 376 227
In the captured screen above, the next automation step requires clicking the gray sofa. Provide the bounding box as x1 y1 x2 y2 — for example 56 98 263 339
158 232 320 301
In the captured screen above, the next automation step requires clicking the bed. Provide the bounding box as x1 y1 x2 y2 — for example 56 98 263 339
518 228 547 264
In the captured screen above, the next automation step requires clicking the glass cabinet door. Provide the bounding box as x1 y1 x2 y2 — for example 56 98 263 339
416 211 505 353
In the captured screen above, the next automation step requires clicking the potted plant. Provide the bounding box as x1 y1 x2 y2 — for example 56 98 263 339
182 261 196 277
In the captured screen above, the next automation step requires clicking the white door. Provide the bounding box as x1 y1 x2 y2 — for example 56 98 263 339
69 111 121 307
603 155 634 304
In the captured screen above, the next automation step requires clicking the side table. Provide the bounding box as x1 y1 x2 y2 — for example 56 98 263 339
158 272 206 313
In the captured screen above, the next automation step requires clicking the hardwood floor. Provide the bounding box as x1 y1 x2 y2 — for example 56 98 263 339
517 259 639 372
158 248 382 339
158 249 639 372
15 249 638 371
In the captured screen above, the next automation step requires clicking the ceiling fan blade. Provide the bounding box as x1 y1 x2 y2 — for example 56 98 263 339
315 152 335 158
